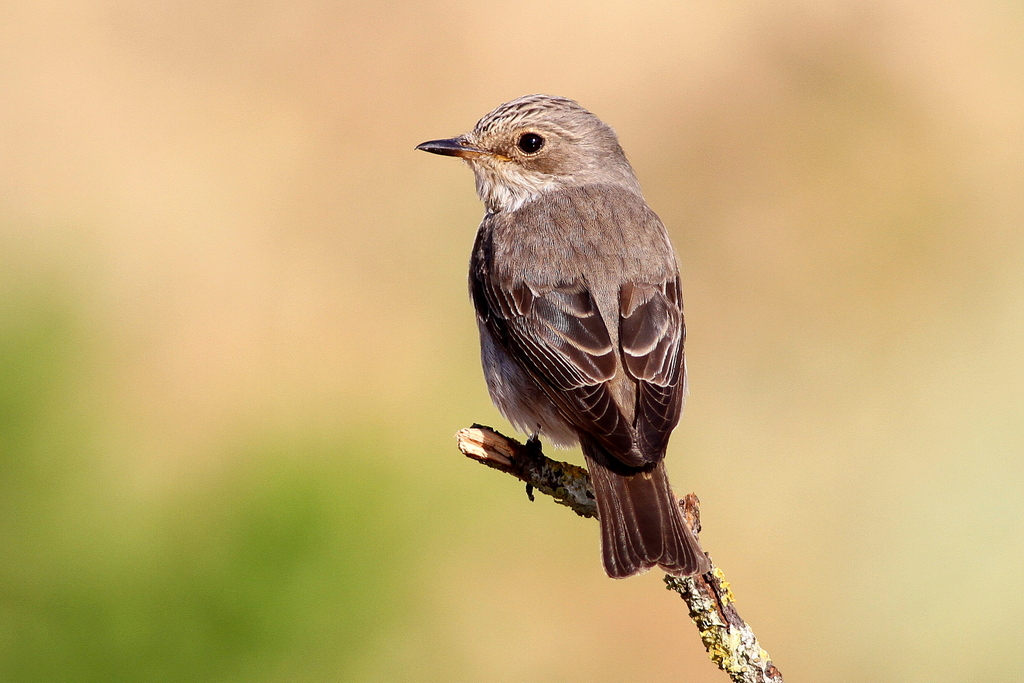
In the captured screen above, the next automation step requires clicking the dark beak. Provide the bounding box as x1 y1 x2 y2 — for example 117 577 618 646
415 137 488 159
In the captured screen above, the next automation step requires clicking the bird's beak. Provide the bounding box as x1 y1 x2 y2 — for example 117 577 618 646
415 137 490 159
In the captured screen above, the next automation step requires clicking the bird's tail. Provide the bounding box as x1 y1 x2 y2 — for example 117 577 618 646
582 439 709 579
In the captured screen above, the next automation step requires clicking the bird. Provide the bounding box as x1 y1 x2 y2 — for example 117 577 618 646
416 94 709 578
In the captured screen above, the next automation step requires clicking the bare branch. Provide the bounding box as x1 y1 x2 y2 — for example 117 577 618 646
456 425 783 683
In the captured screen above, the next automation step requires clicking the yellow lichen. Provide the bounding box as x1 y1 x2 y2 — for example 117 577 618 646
704 628 747 673
703 624 776 680
713 566 735 605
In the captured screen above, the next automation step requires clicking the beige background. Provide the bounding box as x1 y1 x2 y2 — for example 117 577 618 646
1 1 1022 681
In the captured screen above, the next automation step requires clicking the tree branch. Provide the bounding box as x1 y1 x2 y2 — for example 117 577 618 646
456 424 784 683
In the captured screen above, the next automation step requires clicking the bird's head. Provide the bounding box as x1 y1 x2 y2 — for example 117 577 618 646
417 94 641 213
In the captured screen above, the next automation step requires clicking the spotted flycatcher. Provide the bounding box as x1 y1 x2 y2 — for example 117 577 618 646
417 94 708 578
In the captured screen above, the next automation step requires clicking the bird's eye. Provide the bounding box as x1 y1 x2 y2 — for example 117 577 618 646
517 132 545 154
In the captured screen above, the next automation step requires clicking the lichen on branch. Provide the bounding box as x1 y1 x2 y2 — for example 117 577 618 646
455 424 783 683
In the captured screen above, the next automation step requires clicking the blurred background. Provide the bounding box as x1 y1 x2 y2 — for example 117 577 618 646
1 0 1022 681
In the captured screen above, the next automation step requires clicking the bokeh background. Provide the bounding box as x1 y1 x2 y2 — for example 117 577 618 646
2 0 1023 681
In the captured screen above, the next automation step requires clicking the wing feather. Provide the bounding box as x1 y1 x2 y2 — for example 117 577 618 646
619 279 685 456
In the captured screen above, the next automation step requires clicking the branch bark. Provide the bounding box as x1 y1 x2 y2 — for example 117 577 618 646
456 424 784 683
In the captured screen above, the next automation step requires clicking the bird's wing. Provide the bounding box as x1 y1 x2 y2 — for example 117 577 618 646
618 278 686 458
472 264 684 467
472 273 638 459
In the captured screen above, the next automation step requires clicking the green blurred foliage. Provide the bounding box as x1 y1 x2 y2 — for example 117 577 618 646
0 291 418 682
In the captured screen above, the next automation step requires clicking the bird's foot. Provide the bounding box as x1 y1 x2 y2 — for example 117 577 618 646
521 433 543 502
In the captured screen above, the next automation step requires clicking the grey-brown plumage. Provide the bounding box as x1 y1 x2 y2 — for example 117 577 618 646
417 94 709 578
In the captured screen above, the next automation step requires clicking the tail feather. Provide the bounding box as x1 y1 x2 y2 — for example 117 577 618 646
583 440 709 579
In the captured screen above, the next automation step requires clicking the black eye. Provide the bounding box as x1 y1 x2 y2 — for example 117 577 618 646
517 132 545 154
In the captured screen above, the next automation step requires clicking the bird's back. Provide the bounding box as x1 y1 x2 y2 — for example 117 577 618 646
472 183 685 466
